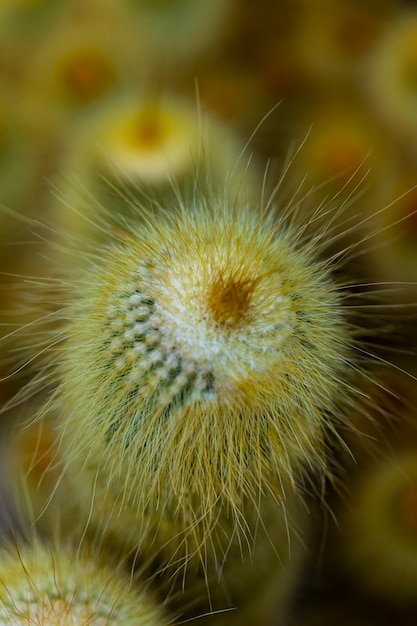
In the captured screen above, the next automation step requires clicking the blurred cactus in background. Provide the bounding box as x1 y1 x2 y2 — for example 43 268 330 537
1 1 417 625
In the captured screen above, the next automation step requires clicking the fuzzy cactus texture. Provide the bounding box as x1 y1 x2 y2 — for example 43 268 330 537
0 538 169 626
18 180 376 624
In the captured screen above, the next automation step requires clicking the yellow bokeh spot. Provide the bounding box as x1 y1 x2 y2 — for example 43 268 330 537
124 107 174 153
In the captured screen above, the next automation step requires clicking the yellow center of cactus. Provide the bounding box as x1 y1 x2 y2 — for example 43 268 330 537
207 274 257 328
129 110 168 152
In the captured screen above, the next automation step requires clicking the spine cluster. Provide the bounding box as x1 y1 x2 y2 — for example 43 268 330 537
46 195 356 596
0 539 168 626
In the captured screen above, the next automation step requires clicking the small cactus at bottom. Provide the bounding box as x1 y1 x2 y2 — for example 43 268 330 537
0 537 170 625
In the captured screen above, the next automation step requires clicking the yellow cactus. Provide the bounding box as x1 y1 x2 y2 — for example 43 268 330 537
34 187 358 587
51 95 254 255
0 538 169 625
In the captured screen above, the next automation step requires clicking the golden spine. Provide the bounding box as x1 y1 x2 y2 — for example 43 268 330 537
32 187 363 602
0 538 169 625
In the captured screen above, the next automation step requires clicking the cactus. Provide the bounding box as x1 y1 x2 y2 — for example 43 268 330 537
23 180 369 621
51 95 250 246
0 537 169 625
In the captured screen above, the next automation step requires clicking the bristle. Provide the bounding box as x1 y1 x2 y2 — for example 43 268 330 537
0 538 169 625
29 185 362 589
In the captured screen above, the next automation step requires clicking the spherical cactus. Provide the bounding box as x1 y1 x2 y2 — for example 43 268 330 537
51 95 250 248
0 538 169 625
25 184 373 620
46 197 351 525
